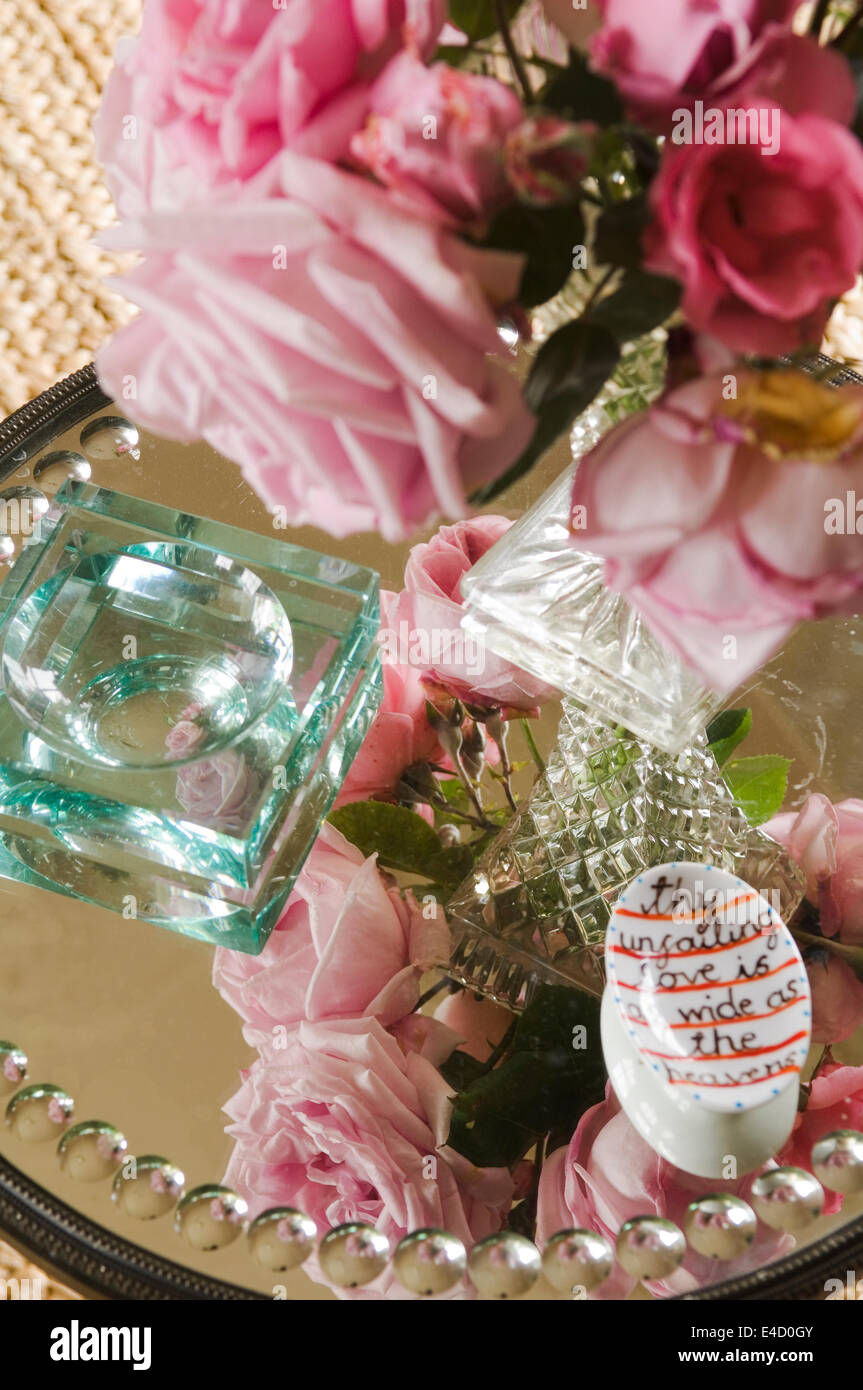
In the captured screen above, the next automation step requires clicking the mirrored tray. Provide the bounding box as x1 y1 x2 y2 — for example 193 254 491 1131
0 364 862 1302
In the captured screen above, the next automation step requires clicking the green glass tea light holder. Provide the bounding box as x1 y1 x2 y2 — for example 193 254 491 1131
0 480 382 952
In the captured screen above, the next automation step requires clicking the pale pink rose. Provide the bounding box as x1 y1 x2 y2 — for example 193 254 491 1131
96 154 533 543
504 115 593 207
213 822 449 1049
645 103 863 355
175 748 255 824
765 795 863 1042
779 1062 863 1215
570 371 863 693
584 1 851 128
536 1082 791 1298
165 719 205 759
223 1018 515 1299
434 989 513 1063
96 0 447 206
394 516 558 710
351 54 522 224
337 592 444 804
766 796 863 943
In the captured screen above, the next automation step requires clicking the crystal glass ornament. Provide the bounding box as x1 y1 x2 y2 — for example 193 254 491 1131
57 1121 127 1181
247 1208 317 1272
750 1168 825 1231
392 1229 467 1296
111 1155 185 1220
467 1232 541 1299
446 698 805 1010
683 1195 757 1261
541 1228 613 1293
317 1223 390 1288
811 1131 863 1194
0 480 382 952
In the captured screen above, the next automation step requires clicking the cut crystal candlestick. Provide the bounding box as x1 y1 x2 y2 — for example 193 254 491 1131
445 699 805 1012
0 481 382 951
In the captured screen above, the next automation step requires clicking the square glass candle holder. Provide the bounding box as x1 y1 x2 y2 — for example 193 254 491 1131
0 481 382 952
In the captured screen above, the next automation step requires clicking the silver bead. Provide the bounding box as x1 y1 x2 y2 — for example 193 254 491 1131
80 416 140 461
318 1223 391 1288
247 1208 317 1272
0 1041 27 1095
468 1231 542 1300
392 1228 467 1297
751 1167 825 1231
542 1228 614 1293
111 1155 185 1220
5 1084 73 1142
174 1185 248 1251
812 1130 863 1194
57 1121 127 1182
616 1216 686 1280
33 450 91 489
684 1195 757 1261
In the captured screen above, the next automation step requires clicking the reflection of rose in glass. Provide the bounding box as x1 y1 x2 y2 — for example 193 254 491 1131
175 750 256 828
165 719 205 759
2 1055 22 1084
47 1097 68 1125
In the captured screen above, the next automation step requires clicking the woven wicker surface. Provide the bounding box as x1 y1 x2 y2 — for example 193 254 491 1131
0 0 141 416
0 1235 78 1301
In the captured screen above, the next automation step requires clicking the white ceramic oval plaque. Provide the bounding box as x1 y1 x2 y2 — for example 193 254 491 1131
605 861 811 1117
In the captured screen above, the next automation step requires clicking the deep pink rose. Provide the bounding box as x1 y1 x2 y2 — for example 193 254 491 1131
570 370 863 692
223 1018 515 1298
96 154 534 542
351 54 522 224
175 748 255 824
645 102 863 355
165 719 205 759
588 2 852 127
766 796 863 943
779 1061 863 1215
96 0 447 202
765 795 863 1042
536 1082 791 1298
393 516 558 710
213 822 448 1047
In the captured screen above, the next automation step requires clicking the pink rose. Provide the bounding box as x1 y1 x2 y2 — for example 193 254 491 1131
175 749 255 824
570 370 863 692
96 0 447 203
645 102 863 355
223 1018 515 1298
96 154 534 543
587 2 853 127
337 591 444 804
536 1082 791 1298
165 719 205 759
766 796 863 943
779 1062 863 1215
213 822 449 1048
393 516 558 710
765 795 863 1042
433 989 513 1063
351 54 522 224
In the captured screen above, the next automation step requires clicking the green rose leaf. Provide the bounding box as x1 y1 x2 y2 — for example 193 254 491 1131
706 707 752 767
483 202 585 310
590 270 682 343
446 986 607 1166
447 0 521 41
541 49 624 125
473 316 619 504
723 755 791 826
593 196 650 270
327 801 472 889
